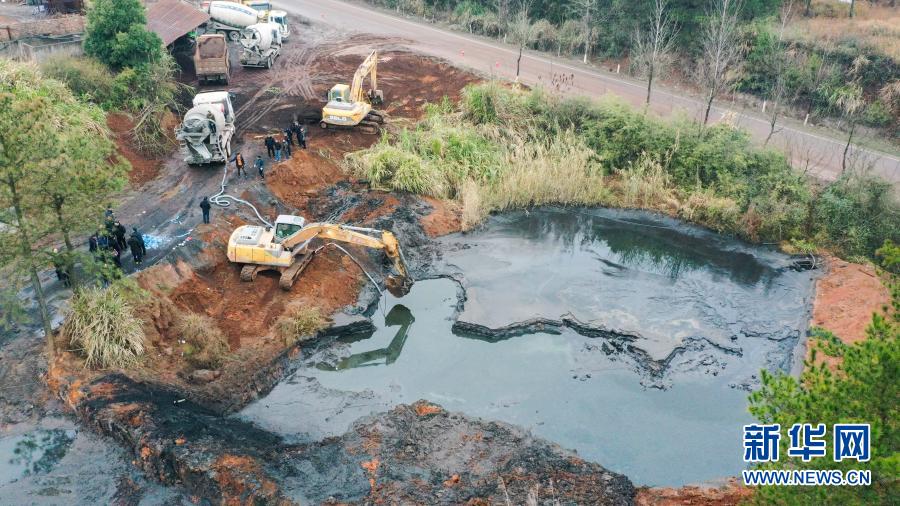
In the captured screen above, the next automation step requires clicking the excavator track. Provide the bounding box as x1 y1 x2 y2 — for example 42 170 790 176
358 120 380 135
279 253 314 290
240 264 263 282
365 110 386 124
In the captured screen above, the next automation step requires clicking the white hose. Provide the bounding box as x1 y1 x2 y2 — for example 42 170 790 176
209 163 273 227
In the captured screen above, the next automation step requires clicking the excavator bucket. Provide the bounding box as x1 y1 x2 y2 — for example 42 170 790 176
385 273 413 298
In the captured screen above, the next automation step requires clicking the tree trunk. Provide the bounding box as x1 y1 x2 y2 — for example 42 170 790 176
703 94 715 126
646 66 654 104
842 122 855 174
516 45 523 80
9 179 52 337
849 0 856 18
53 199 78 289
805 0 812 17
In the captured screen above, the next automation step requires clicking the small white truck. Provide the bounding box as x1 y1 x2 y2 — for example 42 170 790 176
175 91 236 165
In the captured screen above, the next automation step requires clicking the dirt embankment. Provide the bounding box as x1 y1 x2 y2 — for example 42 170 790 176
811 256 890 347
635 480 752 506
107 112 177 187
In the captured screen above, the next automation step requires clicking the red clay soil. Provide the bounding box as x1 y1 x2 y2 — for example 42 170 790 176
811 256 890 347
419 197 462 237
635 479 752 506
107 112 165 187
262 50 480 211
159 238 362 350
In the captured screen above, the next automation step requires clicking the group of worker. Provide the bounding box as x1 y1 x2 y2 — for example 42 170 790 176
87 207 148 267
263 121 308 162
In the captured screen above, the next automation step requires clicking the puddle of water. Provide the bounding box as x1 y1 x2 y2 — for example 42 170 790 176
0 429 75 484
240 208 815 487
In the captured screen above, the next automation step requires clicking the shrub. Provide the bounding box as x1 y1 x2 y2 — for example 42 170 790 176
174 312 230 369
40 56 114 107
815 174 900 258
63 285 145 369
84 0 163 69
275 305 327 346
876 240 900 274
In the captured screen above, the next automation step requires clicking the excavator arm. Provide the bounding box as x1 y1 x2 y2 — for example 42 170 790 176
349 50 379 104
281 223 413 297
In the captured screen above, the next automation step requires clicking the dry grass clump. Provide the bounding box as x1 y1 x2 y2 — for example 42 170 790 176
790 3 900 61
174 312 230 369
618 152 674 210
275 304 327 346
63 286 145 369
485 129 611 212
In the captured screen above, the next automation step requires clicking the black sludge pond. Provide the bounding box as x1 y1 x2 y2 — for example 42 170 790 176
239 207 816 486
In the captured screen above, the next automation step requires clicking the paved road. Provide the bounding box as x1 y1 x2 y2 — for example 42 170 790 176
277 0 899 183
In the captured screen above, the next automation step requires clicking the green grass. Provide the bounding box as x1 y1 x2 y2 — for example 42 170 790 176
347 83 899 259
63 285 145 369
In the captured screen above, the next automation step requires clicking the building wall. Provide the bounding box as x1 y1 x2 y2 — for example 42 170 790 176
0 14 84 42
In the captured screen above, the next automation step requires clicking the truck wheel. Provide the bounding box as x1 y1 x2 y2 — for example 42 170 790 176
266 56 273 69
228 31 240 42
319 121 328 129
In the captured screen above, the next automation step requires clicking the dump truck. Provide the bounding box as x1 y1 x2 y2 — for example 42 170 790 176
227 214 413 296
175 91 236 165
194 34 230 85
239 22 281 68
205 1 290 41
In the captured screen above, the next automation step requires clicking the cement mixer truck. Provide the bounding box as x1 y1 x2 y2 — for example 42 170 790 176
204 1 290 42
239 22 282 68
175 91 236 165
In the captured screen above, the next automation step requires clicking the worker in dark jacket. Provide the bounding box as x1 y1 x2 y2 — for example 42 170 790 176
255 155 265 178
113 221 128 252
282 134 291 158
200 196 211 224
298 125 307 149
128 234 144 264
88 233 99 255
283 127 293 146
131 227 147 257
264 135 275 158
52 248 71 287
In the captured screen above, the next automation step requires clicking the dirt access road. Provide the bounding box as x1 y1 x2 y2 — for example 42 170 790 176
275 0 899 184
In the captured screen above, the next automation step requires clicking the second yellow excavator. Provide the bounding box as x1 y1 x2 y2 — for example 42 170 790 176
226 215 413 297
320 49 385 134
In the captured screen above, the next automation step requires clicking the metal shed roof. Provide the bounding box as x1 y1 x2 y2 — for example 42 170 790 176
146 0 210 46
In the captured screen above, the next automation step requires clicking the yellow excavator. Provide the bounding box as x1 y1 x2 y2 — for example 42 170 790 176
226 215 413 297
320 49 385 134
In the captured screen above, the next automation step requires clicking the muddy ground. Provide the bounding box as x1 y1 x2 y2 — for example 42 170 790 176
0 15 889 506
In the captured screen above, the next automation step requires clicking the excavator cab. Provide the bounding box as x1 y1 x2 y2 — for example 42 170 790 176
273 215 305 242
327 84 351 103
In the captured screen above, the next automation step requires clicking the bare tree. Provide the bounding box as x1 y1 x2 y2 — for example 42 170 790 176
494 0 511 42
764 0 795 145
849 0 856 18
568 0 599 64
695 0 744 126
828 57 868 173
509 1 537 82
631 0 679 105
